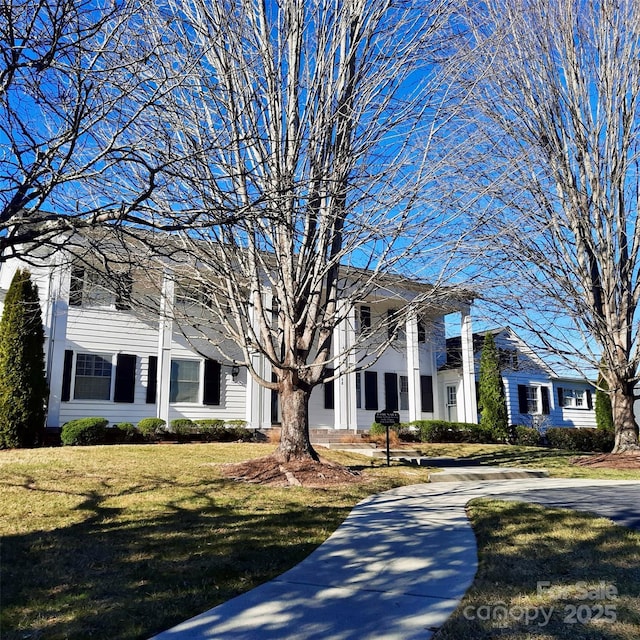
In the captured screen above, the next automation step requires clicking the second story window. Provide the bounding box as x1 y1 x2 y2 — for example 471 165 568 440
69 266 132 309
359 305 371 333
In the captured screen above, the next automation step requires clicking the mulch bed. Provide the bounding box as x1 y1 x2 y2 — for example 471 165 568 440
221 454 362 487
573 452 640 469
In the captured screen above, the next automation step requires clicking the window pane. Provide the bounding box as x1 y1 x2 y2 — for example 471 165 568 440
74 354 112 400
170 359 200 403
526 386 538 413
399 375 409 411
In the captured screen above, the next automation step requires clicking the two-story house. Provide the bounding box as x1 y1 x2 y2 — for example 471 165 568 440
0 237 479 434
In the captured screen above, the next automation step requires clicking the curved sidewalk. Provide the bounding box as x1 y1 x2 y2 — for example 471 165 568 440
151 478 640 640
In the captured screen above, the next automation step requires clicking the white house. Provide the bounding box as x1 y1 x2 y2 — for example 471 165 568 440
0 242 479 433
440 327 596 429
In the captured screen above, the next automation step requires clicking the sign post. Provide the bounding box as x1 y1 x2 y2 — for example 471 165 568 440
374 411 400 467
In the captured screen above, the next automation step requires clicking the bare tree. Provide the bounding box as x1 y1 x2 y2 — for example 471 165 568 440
446 0 640 451
127 0 467 462
0 0 184 260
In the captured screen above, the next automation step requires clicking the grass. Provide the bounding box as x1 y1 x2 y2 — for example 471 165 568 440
0 443 432 640
416 442 640 479
435 500 640 639
1 442 638 639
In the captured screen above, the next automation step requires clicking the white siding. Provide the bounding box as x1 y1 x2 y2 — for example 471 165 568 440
60 308 248 426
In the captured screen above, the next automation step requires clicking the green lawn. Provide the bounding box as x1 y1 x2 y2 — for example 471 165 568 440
0 443 431 639
435 500 640 640
1 442 638 639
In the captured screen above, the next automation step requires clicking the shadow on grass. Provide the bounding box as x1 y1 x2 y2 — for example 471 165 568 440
459 447 578 468
435 500 640 640
1 477 350 640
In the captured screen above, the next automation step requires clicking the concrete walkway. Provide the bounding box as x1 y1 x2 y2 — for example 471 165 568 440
151 477 640 640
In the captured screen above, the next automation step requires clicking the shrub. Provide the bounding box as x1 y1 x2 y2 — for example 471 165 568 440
113 422 139 443
226 424 254 442
137 417 166 440
369 422 387 437
413 420 496 444
368 423 401 447
170 418 196 436
546 427 614 452
511 425 541 447
0 269 48 448
478 332 509 441
195 419 226 441
61 418 109 446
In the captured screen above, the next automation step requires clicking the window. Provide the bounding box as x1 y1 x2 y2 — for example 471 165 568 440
526 386 538 413
170 359 200 403
420 375 434 413
446 384 457 422
355 372 362 409
68 266 127 308
74 353 113 400
417 320 427 344
399 376 409 411
359 306 371 332
558 387 592 409
518 385 551 415
499 350 519 370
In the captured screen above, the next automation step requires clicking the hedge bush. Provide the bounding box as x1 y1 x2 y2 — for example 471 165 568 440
113 422 140 443
412 420 496 444
170 418 196 436
137 418 166 440
61 418 109 446
225 424 254 442
511 425 542 447
546 427 614 453
195 419 227 442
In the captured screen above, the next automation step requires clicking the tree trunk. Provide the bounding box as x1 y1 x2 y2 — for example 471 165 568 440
611 383 640 453
274 373 319 463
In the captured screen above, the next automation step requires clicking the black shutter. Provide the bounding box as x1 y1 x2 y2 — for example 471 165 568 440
69 267 84 306
541 386 550 415
146 355 158 404
115 273 133 311
61 350 73 401
324 368 335 410
518 385 528 414
586 389 593 410
114 354 136 403
557 387 564 407
360 306 371 330
420 375 434 413
203 359 221 405
364 371 378 410
384 373 398 411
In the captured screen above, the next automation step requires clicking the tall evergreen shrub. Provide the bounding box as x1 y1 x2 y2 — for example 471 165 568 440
478 331 509 440
595 368 614 432
0 269 48 448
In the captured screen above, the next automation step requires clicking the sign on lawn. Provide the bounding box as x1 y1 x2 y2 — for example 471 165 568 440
375 411 400 426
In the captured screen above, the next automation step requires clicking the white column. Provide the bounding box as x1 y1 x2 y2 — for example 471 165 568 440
460 305 478 423
245 290 273 430
333 302 351 430
346 306 358 432
46 259 70 428
406 312 421 422
157 271 174 425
